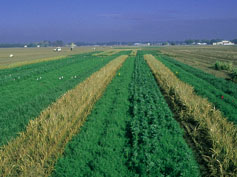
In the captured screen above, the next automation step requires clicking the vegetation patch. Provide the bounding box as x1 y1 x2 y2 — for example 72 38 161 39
159 46 237 79
0 52 128 146
230 68 237 82
125 52 200 176
0 55 128 177
92 49 128 56
145 54 237 176
51 52 200 177
214 61 233 71
52 56 135 177
0 56 66 69
214 61 237 82
129 49 138 56
151 53 237 124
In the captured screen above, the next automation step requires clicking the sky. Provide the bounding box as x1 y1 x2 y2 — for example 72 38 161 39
0 0 236 43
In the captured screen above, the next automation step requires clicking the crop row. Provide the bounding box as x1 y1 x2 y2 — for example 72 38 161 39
0 52 94 85
51 52 200 176
157 53 237 98
0 55 128 176
92 49 124 56
0 51 130 146
0 56 67 70
129 49 138 56
52 56 135 177
155 53 237 124
145 54 237 176
126 52 200 176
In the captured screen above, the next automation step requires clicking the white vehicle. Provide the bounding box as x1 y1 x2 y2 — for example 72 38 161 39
53 47 62 52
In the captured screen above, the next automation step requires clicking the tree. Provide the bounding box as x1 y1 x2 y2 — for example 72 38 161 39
231 39 237 44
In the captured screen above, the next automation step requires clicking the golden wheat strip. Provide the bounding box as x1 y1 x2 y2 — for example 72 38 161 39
0 55 128 177
92 49 130 56
0 56 66 69
144 54 237 177
130 49 137 56
92 50 118 56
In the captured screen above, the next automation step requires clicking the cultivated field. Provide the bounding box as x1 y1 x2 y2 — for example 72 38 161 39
0 46 112 69
159 45 237 78
0 48 237 176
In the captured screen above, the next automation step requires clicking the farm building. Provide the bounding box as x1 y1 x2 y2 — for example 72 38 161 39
213 40 235 46
197 42 207 45
134 42 151 46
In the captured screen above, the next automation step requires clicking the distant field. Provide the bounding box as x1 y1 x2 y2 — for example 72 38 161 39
159 45 237 78
0 46 111 69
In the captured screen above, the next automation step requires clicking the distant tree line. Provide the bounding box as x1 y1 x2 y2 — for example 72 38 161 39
182 39 237 45
184 39 223 45
36 40 64 47
1 39 237 48
75 39 237 46
74 41 135 46
0 40 64 48
155 39 237 45
231 39 237 44
0 43 25 48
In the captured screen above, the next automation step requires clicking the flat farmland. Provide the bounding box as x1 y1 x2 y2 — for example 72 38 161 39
0 48 237 176
0 46 112 69
159 45 237 78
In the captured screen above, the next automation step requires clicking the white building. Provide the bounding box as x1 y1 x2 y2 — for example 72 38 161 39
134 43 151 46
197 42 207 45
213 40 234 46
24 45 28 48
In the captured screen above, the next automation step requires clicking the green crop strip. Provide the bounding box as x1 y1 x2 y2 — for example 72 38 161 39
153 53 237 124
157 52 237 99
0 51 130 146
0 52 97 86
51 57 135 177
51 52 200 176
126 51 200 176
145 54 237 176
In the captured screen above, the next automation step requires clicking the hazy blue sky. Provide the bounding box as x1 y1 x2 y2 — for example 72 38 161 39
0 0 236 42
